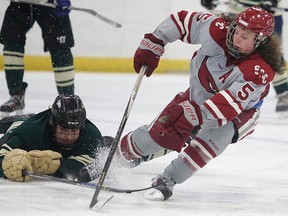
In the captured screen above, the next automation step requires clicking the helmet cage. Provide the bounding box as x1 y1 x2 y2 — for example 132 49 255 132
226 20 267 58
54 125 81 151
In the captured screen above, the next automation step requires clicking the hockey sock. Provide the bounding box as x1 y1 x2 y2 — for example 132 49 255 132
50 48 75 95
272 72 288 95
3 41 25 95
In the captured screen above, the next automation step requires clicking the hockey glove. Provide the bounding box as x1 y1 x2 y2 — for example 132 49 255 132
259 0 278 14
51 0 71 16
29 150 62 175
162 100 202 138
2 149 33 182
134 33 165 77
201 0 218 10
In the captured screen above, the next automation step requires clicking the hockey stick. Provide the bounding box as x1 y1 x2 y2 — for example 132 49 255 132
23 171 157 193
4 0 122 28
216 1 288 12
89 65 147 209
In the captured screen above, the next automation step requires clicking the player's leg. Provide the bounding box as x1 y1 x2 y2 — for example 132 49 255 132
50 48 74 95
146 108 260 201
271 15 288 114
77 90 193 182
0 3 33 118
0 114 35 134
37 9 75 95
118 89 192 163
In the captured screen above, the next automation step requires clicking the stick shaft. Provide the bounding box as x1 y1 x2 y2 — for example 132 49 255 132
3 0 122 27
24 171 157 193
89 66 147 209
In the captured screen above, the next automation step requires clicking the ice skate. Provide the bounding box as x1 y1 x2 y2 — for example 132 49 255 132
0 114 35 134
144 172 175 201
0 83 28 119
276 91 288 117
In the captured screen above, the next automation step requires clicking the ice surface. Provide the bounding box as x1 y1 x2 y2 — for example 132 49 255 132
0 71 288 216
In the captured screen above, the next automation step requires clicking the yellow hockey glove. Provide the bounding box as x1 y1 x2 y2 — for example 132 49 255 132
29 150 62 175
2 149 33 182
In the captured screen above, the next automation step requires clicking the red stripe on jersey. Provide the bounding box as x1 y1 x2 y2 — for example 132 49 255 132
186 14 193 44
198 56 219 94
260 84 270 100
203 90 242 121
170 14 184 39
223 90 243 112
203 101 219 119
170 11 197 43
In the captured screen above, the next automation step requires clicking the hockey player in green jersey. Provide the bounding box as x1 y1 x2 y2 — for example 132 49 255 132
0 95 109 182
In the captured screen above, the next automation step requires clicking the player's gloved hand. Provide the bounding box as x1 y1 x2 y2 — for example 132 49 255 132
51 0 71 16
161 100 202 138
259 0 278 14
2 149 33 182
201 0 218 10
29 150 62 175
134 33 165 77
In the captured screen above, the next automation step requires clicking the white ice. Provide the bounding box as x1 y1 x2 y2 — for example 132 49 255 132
0 71 288 216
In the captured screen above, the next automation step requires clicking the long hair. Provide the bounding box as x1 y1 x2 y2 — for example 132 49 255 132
258 35 284 75
214 11 284 75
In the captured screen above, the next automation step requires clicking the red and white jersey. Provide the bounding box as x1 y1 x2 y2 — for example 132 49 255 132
153 11 275 128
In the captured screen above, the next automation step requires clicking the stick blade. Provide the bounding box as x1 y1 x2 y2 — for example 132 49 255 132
89 187 101 209
90 195 114 210
89 198 98 209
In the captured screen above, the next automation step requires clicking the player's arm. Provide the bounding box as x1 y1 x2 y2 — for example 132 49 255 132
54 153 96 180
55 131 103 180
133 11 213 77
200 61 274 128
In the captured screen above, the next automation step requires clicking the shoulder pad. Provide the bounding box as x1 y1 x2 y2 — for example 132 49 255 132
237 54 275 85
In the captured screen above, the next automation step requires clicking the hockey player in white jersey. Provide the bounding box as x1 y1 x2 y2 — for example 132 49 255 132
115 7 283 201
201 0 288 114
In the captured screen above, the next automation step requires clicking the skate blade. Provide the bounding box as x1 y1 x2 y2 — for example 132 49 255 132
90 195 114 211
144 188 164 201
0 110 24 119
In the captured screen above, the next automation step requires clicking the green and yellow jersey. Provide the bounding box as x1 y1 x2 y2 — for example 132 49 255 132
0 110 104 180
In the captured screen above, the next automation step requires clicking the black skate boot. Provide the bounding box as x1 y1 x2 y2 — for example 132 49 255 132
0 82 28 118
0 113 35 134
144 172 176 201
